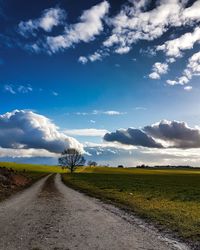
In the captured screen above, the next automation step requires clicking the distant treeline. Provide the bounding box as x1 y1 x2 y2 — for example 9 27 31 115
136 164 195 169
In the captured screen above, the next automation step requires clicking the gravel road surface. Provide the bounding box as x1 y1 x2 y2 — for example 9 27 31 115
0 174 190 250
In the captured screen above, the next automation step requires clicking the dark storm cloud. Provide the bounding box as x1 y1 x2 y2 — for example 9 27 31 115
104 128 163 148
104 120 200 149
144 120 200 148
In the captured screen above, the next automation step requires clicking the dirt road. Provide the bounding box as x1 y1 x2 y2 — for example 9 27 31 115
0 174 189 250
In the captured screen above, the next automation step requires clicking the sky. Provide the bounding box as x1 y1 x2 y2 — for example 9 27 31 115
1 0 200 166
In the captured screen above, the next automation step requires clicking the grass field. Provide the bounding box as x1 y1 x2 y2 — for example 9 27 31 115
0 161 67 173
62 167 200 245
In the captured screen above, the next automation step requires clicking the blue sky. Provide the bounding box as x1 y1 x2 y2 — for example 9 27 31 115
1 0 200 166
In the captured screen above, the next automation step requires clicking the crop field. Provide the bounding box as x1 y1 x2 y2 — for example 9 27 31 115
62 167 200 245
0 161 67 173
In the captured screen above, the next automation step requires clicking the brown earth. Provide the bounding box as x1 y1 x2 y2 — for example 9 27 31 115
0 167 42 201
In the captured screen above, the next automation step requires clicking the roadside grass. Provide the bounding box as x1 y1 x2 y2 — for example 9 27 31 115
62 167 200 245
0 161 67 173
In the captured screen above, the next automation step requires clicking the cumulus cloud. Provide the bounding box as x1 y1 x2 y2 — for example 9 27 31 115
115 46 130 54
168 51 200 85
78 49 109 64
0 110 83 154
18 7 66 36
13 0 200 87
28 1 109 54
78 56 88 64
166 80 177 85
183 51 200 79
104 120 200 150
149 62 168 79
89 52 102 62
78 0 200 89
166 58 176 64
102 0 200 56
104 128 163 148
16 0 200 90
144 120 200 148
78 53 102 64
157 27 200 58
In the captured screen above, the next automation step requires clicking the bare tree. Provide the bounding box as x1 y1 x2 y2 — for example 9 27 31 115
118 165 124 168
58 148 86 173
87 160 98 167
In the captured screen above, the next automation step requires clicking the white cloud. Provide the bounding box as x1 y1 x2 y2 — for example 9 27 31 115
85 140 200 167
185 51 200 77
14 1 200 87
40 8 66 32
149 72 160 80
18 7 66 36
181 0 200 21
74 110 126 116
89 52 102 62
115 46 130 54
44 1 109 54
166 58 176 63
157 27 200 58
169 51 200 85
78 56 88 64
18 85 33 93
0 110 83 154
166 80 178 85
78 49 108 64
4 84 33 94
184 85 192 91
149 62 168 79
0 147 57 158
102 110 126 115
52 91 58 96
74 112 88 116
84 141 136 151
101 0 200 58
64 128 108 137
140 47 156 57
4 84 16 94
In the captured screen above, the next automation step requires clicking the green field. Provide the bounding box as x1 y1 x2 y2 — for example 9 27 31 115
62 167 200 245
0 161 67 173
